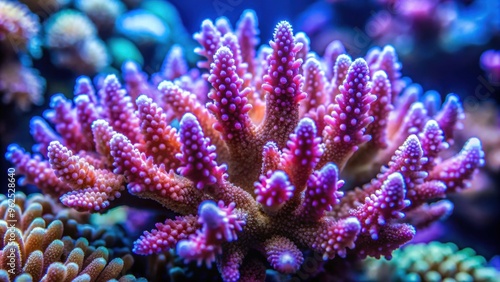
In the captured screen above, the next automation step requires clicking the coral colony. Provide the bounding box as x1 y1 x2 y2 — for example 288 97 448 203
3 9 488 282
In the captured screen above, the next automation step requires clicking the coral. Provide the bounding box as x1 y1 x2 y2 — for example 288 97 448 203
6 11 485 282
0 0 39 51
75 0 125 31
0 0 44 111
0 192 142 281
365 242 500 282
44 9 109 74
480 49 500 85
0 61 44 111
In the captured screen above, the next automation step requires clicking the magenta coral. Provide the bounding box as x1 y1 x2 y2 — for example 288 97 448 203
6 11 486 282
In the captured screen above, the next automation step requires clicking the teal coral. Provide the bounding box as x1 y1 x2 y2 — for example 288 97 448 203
365 242 500 282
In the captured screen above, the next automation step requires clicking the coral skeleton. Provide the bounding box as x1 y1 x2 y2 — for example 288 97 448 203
6 11 485 282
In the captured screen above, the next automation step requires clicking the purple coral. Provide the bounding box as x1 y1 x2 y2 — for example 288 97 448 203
5 10 487 282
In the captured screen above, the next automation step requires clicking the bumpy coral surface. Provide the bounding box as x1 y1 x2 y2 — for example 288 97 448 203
0 192 141 281
365 241 500 282
6 11 485 281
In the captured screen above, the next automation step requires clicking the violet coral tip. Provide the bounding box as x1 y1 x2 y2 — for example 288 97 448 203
301 56 327 113
322 58 376 170
207 46 253 143
136 95 182 170
194 19 222 69
384 134 428 192
422 90 441 117
100 74 143 144
282 117 323 191
45 94 90 152
372 45 403 99
353 173 408 240
330 54 352 97
161 44 188 81
428 137 484 193
74 75 97 103
215 17 233 35
419 119 449 171
294 32 310 63
122 60 155 101
315 217 360 260
30 116 62 156
301 163 344 220
220 33 246 76
91 119 116 165
367 70 393 149
260 20 305 148
264 236 303 274
199 201 245 243
236 9 259 74
392 102 428 148
387 83 421 137
133 215 199 255
74 94 100 150
434 94 464 145
176 113 227 189
324 40 346 79
254 171 294 214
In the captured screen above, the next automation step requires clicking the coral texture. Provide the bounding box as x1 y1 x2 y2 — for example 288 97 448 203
0 192 141 281
365 242 500 282
6 11 485 282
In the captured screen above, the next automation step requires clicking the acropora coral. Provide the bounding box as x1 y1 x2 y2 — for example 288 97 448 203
5 10 485 282
365 241 500 282
0 192 142 281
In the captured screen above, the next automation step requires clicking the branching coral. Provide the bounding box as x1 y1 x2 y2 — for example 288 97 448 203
0 192 142 281
6 11 485 282
365 241 500 282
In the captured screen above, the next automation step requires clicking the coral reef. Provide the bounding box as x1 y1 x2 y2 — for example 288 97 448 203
365 241 500 282
5 10 486 282
0 192 141 281
0 0 44 110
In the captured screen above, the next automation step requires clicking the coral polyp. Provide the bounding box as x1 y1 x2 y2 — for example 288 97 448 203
5 10 486 282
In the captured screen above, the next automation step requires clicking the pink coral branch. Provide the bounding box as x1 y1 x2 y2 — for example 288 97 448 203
259 21 305 148
254 171 294 214
136 95 181 170
236 10 259 75
428 138 484 193
176 113 228 189
133 215 199 255
298 163 344 221
351 172 409 240
281 118 323 192
322 58 376 170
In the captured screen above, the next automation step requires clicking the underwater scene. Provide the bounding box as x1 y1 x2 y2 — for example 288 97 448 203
0 0 500 281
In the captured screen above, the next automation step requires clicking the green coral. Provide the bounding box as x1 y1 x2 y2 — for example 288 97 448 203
365 242 500 282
